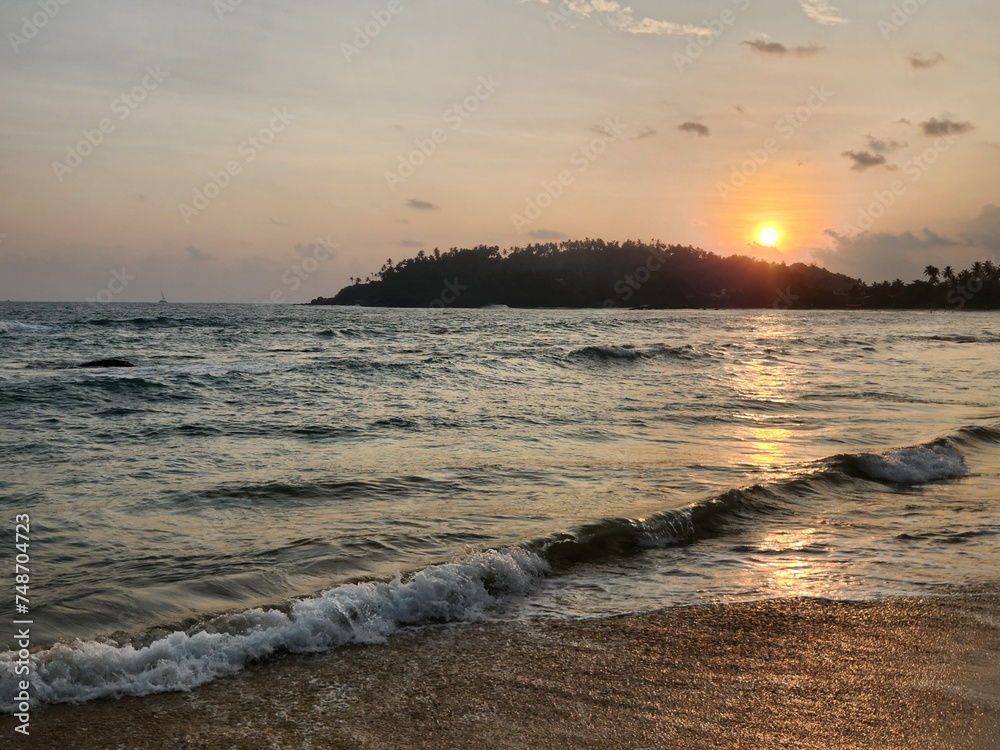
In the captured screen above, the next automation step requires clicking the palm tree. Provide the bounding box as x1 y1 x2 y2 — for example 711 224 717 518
943 265 955 286
972 261 984 278
923 265 940 285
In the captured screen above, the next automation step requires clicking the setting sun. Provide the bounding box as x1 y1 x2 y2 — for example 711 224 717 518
758 227 780 247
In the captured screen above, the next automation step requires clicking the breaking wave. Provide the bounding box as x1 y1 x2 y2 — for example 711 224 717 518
1 423 994 712
0 320 51 334
0 550 545 710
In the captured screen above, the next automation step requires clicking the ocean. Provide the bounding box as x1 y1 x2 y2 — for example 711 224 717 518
1 303 999 711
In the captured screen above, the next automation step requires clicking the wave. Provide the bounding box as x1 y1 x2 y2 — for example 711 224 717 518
568 343 704 362
72 316 228 329
525 430 990 572
167 475 463 510
0 320 51 334
897 528 998 544
953 424 1000 446
907 334 1000 345
832 440 968 484
2 424 993 712
527 486 771 568
0 550 545 711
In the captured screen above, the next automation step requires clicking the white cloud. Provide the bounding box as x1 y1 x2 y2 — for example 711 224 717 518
526 0 712 36
800 0 848 25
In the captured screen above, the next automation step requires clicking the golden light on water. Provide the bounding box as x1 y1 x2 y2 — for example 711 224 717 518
748 426 791 469
743 529 834 599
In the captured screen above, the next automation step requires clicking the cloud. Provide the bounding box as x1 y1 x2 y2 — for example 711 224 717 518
813 207 1000 281
800 0 847 25
814 228 959 281
634 128 657 140
960 204 1000 251
842 150 890 171
624 17 709 36
865 135 907 153
741 40 824 56
526 0 712 36
186 246 213 262
270 218 287 226
527 229 568 240
398 239 424 247
907 53 945 70
407 199 440 211
678 121 709 137
919 118 974 137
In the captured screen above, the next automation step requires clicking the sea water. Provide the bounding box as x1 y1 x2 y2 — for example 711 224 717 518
1 303 998 709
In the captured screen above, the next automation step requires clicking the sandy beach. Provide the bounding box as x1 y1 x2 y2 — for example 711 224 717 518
4 590 998 749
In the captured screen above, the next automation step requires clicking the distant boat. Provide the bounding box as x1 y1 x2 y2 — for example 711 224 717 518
159 292 169 304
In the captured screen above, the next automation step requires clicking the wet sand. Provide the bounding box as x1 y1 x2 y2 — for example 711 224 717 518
4 592 999 749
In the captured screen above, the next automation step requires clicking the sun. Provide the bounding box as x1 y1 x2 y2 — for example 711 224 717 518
757 226 780 247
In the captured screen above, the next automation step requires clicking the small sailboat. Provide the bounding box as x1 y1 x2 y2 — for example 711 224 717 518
158 291 169 304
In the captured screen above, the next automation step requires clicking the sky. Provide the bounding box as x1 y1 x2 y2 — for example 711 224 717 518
0 0 997 302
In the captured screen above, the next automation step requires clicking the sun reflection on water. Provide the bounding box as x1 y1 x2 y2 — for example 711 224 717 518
741 528 844 599
747 425 792 469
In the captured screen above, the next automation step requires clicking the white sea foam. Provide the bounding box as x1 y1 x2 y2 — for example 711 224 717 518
0 549 546 712
0 320 51 334
854 442 968 484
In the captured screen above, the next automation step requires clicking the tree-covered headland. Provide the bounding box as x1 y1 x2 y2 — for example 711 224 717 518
309 239 1000 310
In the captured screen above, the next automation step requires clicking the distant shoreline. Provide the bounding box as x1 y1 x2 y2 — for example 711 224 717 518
306 301 1000 311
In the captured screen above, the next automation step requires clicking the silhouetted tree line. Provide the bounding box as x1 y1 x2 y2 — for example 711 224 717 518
860 261 1000 310
309 239 998 309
